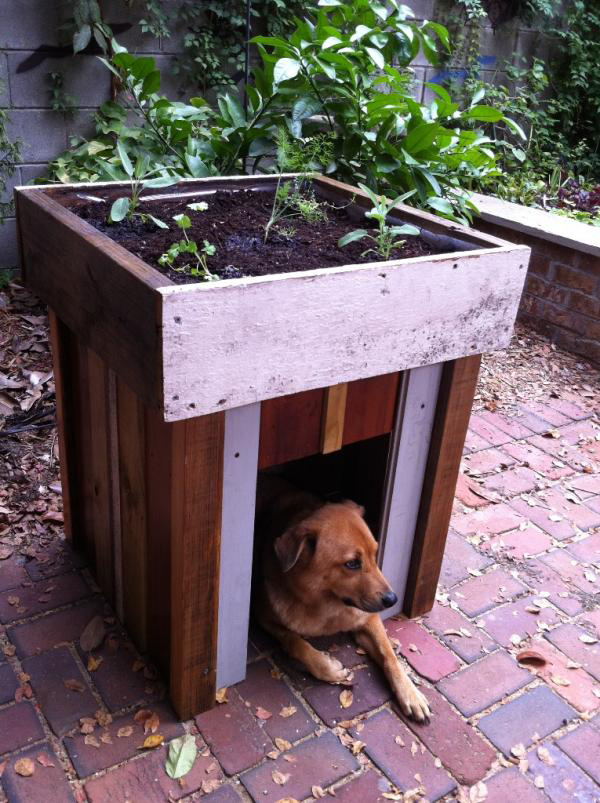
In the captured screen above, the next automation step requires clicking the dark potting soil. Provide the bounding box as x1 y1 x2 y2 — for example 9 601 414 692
72 186 435 284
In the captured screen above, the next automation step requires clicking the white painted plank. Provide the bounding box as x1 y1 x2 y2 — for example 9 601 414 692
159 245 529 420
216 403 261 689
378 364 443 619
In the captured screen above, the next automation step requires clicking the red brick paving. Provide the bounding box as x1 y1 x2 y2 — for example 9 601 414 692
1 388 599 802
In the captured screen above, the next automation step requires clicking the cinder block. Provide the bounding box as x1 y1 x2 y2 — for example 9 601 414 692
153 54 188 99
0 218 19 268
7 52 110 109
0 52 9 107
479 24 518 68
0 1 60 49
19 163 48 185
65 109 99 147
410 67 426 103
411 0 435 20
6 109 67 162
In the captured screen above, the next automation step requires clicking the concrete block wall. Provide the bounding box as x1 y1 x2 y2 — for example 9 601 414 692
1 0 540 267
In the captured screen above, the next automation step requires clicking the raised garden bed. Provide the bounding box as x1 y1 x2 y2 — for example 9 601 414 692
15 174 530 718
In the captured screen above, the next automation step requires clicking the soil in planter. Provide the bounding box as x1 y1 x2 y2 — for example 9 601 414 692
72 187 435 283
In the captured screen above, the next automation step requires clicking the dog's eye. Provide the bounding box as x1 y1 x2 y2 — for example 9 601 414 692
344 558 361 571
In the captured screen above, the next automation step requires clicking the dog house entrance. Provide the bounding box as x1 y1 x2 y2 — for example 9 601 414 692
216 364 443 689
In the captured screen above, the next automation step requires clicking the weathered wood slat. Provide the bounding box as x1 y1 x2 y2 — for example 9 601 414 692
86 349 115 603
343 373 400 446
117 378 148 649
321 383 348 454
170 413 225 719
403 355 481 617
16 190 166 409
159 245 528 420
47 311 75 540
258 389 325 469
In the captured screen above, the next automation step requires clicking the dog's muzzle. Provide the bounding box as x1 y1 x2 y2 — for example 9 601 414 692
343 591 398 612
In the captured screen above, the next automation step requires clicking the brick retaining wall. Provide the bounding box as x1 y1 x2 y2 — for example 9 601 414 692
473 195 600 365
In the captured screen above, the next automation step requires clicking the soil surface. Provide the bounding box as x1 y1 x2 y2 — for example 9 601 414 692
72 187 435 283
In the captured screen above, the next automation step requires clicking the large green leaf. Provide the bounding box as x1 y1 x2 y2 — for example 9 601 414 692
116 141 133 177
165 734 197 780
273 58 301 84
73 24 92 54
466 106 504 122
403 123 439 155
338 229 368 247
109 197 130 222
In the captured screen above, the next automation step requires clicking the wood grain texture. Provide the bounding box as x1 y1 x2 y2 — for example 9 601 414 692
321 383 348 454
343 373 400 446
86 349 116 603
402 355 481 617
47 311 75 540
170 413 225 719
116 378 148 650
159 245 528 420
16 189 165 408
258 389 325 469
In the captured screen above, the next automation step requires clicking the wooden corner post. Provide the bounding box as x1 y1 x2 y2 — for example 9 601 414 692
402 355 481 617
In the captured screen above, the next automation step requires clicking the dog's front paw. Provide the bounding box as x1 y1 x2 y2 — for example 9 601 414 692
397 683 430 723
316 655 352 685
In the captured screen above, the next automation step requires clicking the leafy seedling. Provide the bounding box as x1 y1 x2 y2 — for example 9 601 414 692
158 205 217 281
109 139 176 227
338 183 420 260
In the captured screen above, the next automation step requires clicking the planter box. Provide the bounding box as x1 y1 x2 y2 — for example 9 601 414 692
15 175 530 718
473 192 600 365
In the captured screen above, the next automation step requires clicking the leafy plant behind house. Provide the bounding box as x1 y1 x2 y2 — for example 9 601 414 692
0 82 21 225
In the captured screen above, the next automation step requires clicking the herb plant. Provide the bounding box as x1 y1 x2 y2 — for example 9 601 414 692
158 204 218 281
338 184 420 260
108 141 175 226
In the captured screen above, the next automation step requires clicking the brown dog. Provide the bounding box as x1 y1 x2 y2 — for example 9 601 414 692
254 479 430 722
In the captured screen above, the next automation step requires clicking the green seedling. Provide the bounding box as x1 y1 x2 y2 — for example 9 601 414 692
158 204 217 281
108 139 176 227
338 183 420 260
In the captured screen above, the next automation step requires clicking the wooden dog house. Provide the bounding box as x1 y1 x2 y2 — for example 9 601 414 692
15 174 529 719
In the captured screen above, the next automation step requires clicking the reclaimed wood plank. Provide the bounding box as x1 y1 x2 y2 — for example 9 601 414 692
87 348 115 603
16 189 166 408
159 245 528 420
321 383 348 454
258 389 325 469
403 355 481 617
343 373 400 446
116 378 148 650
170 412 225 719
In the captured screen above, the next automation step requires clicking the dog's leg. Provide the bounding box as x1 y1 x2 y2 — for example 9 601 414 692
355 615 430 722
262 620 351 684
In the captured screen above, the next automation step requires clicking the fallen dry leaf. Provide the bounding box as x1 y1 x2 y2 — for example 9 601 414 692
7 596 19 606
510 743 526 759
279 705 297 718
580 633 598 645
274 737 292 752
79 718 96 735
536 746 554 766
141 733 164 749
201 779 220 794
84 735 100 749
339 689 353 709
144 712 160 734
87 654 103 672
215 687 228 704
96 709 112 728
351 739 365 755
117 726 133 738
36 754 55 768
256 706 272 720
64 678 86 693
272 770 290 786
550 674 571 687
100 732 112 744
312 786 326 798
14 758 35 777
3 644 16 657
411 741 419 757
533 775 545 789
79 615 106 653
133 709 152 724
394 735 405 747
516 650 547 667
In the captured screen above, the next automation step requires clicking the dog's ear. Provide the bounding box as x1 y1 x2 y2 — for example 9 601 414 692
341 499 365 517
274 524 315 572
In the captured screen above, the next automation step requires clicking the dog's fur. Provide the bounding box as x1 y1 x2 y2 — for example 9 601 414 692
254 477 430 722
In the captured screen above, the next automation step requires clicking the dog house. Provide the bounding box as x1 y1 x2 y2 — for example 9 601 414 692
15 174 529 719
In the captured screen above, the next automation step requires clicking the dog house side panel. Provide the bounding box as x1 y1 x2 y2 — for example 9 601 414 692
159 245 529 420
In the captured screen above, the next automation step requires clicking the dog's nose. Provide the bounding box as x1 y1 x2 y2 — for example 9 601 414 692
380 591 398 609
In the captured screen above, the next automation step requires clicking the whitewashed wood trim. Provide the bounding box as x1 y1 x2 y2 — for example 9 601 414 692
216 403 261 689
472 192 600 258
159 245 529 420
378 364 443 619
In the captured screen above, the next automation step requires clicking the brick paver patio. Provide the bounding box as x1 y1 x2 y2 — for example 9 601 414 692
1 390 599 802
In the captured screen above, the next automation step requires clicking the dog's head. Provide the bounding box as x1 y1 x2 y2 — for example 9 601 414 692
273 500 397 613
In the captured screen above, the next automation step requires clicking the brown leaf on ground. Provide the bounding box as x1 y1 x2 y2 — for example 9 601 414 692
274 737 292 752
312 786 326 798
100 732 113 745
87 654 103 672
339 689 353 709
256 706 272 720
79 718 96 735
2 644 16 657
117 726 133 738
95 710 112 728
84 735 100 749
279 705 296 718
14 758 35 777
79 615 106 653
201 779 220 794
36 754 55 768
133 709 152 725
144 712 160 734
215 687 228 704
7 596 19 606
140 733 164 749
64 678 86 693
272 770 290 785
